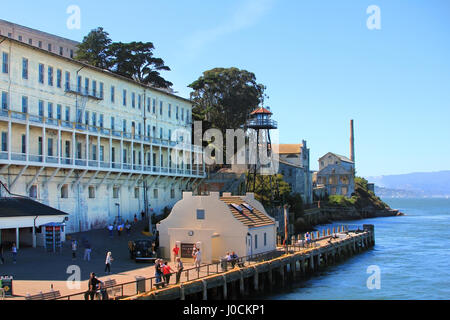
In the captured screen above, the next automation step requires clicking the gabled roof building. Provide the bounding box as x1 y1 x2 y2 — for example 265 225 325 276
156 192 276 263
272 141 313 204
315 152 355 198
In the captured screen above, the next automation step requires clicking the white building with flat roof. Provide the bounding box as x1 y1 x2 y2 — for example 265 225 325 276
0 34 205 233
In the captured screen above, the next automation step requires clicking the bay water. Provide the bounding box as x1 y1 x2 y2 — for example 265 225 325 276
270 198 450 300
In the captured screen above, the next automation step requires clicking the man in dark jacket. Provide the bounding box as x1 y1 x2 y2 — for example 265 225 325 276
154 259 163 289
86 272 101 300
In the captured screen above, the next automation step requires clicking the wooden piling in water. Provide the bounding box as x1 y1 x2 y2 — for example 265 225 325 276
222 275 227 300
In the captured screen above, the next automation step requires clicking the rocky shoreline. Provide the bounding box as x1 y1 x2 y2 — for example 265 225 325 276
295 207 405 232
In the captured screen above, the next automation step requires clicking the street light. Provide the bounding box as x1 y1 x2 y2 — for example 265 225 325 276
115 203 121 224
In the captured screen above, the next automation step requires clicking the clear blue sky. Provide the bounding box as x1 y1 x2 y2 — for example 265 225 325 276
2 0 450 177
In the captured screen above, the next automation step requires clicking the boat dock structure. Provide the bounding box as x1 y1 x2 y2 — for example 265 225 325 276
121 224 375 301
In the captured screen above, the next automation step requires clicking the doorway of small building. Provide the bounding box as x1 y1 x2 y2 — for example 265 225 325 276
211 236 220 263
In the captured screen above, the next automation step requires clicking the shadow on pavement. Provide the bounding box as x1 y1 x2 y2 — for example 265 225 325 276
0 219 156 281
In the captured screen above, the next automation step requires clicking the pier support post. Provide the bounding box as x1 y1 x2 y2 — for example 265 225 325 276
309 254 315 272
202 280 208 300
239 270 245 296
180 285 185 300
253 267 259 292
222 275 227 300
268 263 273 289
291 259 296 281
317 253 321 269
260 272 265 291
300 258 306 274
280 265 285 287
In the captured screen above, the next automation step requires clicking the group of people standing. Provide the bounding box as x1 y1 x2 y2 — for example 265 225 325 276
0 242 17 264
71 238 92 262
172 243 202 268
108 220 132 238
154 258 184 288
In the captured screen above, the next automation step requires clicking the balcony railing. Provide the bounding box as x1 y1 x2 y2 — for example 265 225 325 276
64 83 104 100
0 152 205 177
0 110 204 153
246 118 278 129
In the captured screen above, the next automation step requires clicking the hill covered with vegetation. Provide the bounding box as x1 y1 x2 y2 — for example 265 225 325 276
326 177 391 210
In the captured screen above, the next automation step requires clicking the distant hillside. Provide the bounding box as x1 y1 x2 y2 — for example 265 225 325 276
366 171 450 198
374 186 425 198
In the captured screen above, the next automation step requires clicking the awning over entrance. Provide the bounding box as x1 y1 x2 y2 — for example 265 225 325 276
0 196 68 218
0 196 69 248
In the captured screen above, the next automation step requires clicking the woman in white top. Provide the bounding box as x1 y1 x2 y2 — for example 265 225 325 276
194 249 202 268
105 252 113 274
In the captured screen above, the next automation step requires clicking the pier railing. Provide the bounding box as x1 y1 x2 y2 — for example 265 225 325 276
56 225 371 300
55 249 282 300
279 224 369 253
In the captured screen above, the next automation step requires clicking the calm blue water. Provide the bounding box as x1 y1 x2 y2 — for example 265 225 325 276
270 198 450 300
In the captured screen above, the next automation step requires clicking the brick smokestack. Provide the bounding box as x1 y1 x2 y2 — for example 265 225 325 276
350 119 355 163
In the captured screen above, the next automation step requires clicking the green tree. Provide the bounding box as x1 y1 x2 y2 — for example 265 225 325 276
286 193 304 219
189 67 266 134
108 42 173 88
75 28 172 89
246 173 291 208
75 27 112 69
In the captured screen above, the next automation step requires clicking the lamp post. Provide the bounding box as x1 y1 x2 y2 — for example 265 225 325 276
115 203 121 225
284 204 289 254
247 232 253 257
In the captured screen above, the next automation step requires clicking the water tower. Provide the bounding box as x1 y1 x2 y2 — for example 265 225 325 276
245 106 278 193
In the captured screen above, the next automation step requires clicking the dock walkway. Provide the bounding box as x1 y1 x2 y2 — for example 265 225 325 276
123 225 375 301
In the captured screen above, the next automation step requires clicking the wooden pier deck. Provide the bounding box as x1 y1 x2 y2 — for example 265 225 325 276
124 224 375 301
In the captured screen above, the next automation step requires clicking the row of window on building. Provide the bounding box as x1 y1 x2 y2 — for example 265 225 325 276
1 91 190 143
27 183 177 201
0 30 75 58
0 129 192 170
1 52 191 124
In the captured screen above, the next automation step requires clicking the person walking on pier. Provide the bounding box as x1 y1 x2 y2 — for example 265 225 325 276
172 244 180 262
108 224 114 238
105 252 113 274
194 248 202 269
125 221 131 236
71 240 77 260
175 257 184 284
84 241 92 262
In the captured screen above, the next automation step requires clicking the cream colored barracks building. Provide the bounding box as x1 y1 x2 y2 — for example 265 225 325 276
0 27 205 233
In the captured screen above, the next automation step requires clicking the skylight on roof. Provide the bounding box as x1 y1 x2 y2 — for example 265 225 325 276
229 203 254 222
230 203 244 213
242 203 253 212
